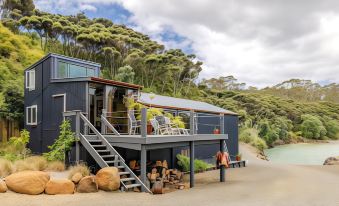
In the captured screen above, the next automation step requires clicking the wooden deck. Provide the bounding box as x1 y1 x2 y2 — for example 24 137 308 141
85 134 228 150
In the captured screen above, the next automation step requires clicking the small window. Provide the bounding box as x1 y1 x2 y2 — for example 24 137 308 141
26 105 37 125
25 69 35 91
57 62 68 78
69 64 87 77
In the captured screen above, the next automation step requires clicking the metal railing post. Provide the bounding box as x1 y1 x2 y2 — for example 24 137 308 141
101 109 107 134
220 113 226 182
141 108 147 138
190 110 195 135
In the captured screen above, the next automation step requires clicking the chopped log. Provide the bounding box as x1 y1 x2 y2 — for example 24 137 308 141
150 173 157 181
165 170 170 176
147 173 151 180
172 169 178 175
156 161 162 167
152 181 163 194
151 168 157 174
176 171 182 180
176 183 185 190
162 160 168 169
129 160 137 170
161 168 166 177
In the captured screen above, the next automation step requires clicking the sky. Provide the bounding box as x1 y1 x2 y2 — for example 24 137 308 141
34 0 339 88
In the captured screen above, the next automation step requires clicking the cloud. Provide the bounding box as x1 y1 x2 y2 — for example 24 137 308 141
35 0 339 87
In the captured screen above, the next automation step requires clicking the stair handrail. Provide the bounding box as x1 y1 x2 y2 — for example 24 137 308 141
101 115 120 136
79 112 125 162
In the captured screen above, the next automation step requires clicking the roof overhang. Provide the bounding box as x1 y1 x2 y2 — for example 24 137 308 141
90 77 143 90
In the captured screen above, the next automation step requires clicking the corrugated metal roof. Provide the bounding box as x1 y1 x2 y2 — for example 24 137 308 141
138 92 237 115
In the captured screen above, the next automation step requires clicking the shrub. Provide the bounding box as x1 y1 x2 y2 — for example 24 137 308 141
323 118 339 139
68 163 90 179
0 158 14 177
300 115 327 139
8 129 30 156
14 159 34 172
176 154 212 172
44 120 77 161
25 156 48 171
46 161 65 172
240 127 268 151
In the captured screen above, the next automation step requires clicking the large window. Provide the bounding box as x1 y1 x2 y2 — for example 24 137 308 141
25 69 35 91
26 105 37 125
56 60 97 79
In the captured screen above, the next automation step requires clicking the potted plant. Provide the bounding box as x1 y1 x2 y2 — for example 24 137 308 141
213 127 220 134
236 153 242 161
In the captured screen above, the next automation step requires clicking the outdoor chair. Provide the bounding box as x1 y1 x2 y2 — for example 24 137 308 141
128 110 141 135
150 118 171 135
164 117 190 135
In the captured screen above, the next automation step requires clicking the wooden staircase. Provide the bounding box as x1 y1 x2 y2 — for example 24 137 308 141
77 112 151 193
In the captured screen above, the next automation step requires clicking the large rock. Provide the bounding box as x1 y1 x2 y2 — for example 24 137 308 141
5 171 50 195
323 157 339 165
71 172 83 184
77 176 98 193
0 179 7 193
45 179 75 195
96 167 120 191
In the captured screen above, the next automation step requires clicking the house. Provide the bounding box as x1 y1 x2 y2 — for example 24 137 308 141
24 53 239 192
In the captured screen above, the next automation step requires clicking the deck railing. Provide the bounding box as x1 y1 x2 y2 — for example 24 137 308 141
100 108 225 138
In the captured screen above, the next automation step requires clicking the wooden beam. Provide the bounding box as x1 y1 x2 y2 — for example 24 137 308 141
140 145 147 192
190 141 195 188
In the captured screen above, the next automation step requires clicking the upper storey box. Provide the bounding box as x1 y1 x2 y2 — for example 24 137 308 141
25 53 101 86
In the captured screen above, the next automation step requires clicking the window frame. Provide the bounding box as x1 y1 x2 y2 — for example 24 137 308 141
54 60 98 79
26 105 37 125
25 69 35 91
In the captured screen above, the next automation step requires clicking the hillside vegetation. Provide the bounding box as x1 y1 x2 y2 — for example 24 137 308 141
0 0 338 150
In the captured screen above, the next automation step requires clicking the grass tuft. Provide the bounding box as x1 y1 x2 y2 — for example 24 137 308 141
0 158 14 177
46 161 65 172
68 163 90 179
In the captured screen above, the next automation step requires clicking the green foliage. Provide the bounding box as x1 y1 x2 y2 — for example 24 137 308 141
322 118 339 139
0 129 31 161
300 115 327 139
43 120 77 161
176 154 213 172
115 65 135 83
239 127 268 151
164 113 186 128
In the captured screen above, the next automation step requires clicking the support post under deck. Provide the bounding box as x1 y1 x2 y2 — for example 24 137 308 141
140 145 147 192
75 111 80 163
189 141 195 188
220 114 225 182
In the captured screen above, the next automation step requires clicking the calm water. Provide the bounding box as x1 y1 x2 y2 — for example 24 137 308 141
264 142 339 165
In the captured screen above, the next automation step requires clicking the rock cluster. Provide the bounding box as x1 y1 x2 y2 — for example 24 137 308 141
323 157 339 165
1 166 121 195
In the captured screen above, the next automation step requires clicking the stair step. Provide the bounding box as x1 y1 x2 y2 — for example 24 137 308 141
105 160 120 164
121 177 135 182
117 165 124 169
125 184 141 189
88 139 102 143
96 150 110 153
93 145 106 148
101 155 117 158
119 171 130 175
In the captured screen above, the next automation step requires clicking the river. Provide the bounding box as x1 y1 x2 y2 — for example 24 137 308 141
264 141 339 165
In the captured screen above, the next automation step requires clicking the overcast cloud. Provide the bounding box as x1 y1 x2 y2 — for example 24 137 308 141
35 0 339 87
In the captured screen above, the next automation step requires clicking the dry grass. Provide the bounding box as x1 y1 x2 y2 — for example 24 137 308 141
68 163 90 179
0 158 14 177
46 161 65 172
14 156 48 172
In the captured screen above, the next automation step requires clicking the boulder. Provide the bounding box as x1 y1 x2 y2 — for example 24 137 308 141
5 171 50 195
0 179 7 193
96 167 120 191
45 179 75 195
323 157 339 165
71 172 83 184
77 176 98 193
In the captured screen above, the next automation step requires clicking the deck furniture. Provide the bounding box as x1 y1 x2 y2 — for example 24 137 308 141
164 116 189 135
128 110 141 135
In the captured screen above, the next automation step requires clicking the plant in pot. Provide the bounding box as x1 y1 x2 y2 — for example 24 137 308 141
236 153 242 161
213 126 220 134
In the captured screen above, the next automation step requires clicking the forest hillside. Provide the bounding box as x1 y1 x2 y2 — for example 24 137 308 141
0 0 338 149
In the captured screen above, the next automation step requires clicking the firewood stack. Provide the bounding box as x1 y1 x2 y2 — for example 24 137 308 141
145 160 185 193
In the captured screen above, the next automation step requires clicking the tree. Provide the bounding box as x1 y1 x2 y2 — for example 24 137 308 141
115 65 135 83
300 115 327 139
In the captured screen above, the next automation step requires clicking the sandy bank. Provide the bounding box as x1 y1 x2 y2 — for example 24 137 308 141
2 143 339 206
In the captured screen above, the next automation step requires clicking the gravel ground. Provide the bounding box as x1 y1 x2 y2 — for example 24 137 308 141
2 143 339 206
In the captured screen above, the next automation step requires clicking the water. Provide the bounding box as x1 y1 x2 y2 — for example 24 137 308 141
264 142 339 165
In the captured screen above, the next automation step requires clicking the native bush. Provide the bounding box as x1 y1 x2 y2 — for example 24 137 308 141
176 154 213 172
240 127 268 151
68 163 90 179
300 115 327 139
43 120 77 161
323 118 339 139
